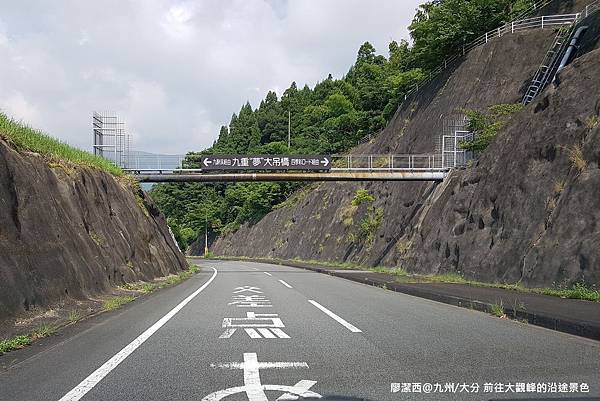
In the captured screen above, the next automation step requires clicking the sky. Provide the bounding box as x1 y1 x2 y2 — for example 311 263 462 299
0 0 422 155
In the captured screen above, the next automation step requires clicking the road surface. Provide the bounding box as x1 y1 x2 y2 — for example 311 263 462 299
1 260 599 401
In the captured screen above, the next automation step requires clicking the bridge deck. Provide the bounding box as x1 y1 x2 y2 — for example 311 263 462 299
131 170 447 182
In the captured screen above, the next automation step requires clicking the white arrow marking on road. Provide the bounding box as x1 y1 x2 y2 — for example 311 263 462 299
278 279 293 289
308 300 362 333
58 267 218 401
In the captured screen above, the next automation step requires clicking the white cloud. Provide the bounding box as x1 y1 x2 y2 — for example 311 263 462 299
0 0 421 154
0 91 41 126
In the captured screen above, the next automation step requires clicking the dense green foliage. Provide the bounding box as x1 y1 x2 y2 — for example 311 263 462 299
151 0 534 251
0 112 123 176
461 103 524 152
409 0 533 69
351 189 376 206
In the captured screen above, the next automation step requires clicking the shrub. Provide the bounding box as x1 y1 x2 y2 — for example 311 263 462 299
567 145 587 173
460 104 524 152
351 189 375 206
359 206 384 244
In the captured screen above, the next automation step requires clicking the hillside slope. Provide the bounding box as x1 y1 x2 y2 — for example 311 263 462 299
0 139 187 318
212 24 600 287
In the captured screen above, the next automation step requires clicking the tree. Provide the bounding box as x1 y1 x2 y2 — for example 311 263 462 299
356 42 376 65
151 0 534 245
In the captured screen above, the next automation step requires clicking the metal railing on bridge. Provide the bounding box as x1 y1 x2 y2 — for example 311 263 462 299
123 153 452 174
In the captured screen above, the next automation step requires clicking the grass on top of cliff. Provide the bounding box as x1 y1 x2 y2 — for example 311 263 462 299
0 112 123 176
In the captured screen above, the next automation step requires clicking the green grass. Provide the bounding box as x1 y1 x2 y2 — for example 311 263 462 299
537 282 600 302
490 302 505 318
0 324 58 355
102 296 136 311
0 335 31 354
0 112 123 176
30 324 58 340
122 281 157 293
122 264 200 294
68 310 82 323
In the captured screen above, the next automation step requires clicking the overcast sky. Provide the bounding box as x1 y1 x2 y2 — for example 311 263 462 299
0 0 422 155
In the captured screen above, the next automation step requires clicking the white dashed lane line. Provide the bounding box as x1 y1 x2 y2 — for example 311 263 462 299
278 279 293 289
308 300 362 333
263 272 272 276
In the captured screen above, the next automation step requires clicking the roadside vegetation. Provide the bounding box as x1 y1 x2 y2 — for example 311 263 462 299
122 264 200 294
460 103 524 152
490 302 506 318
0 324 58 356
0 264 201 356
102 296 136 311
211 255 600 303
0 112 123 176
150 1 537 251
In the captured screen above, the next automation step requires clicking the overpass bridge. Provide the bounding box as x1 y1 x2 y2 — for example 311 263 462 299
125 153 466 183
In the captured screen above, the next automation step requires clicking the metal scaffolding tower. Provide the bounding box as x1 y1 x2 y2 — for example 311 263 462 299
438 114 473 169
92 112 130 168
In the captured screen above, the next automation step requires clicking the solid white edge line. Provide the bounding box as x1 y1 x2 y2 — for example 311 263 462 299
308 300 362 333
278 279 293 288
58 267 218 401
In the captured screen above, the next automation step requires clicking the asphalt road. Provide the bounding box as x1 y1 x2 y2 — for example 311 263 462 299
1 260 599 401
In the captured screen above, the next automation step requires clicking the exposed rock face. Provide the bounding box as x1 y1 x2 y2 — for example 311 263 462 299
0 140 187 317
401 48 600 286
212 26 600 287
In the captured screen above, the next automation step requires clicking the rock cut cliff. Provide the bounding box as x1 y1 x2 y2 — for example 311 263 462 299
0 139 187 318
212 18 600 287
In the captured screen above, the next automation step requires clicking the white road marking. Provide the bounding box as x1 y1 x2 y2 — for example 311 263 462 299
219 328 237 339
205 353 320 401
244 328 262 339
257 328 276 338
229 294 272 308
271 328 291 339
221 313 289 339
308 300 362 333
233 286 262 293
263 272 272 276
276 381 317 401
58 267 218 401
278 279 293 288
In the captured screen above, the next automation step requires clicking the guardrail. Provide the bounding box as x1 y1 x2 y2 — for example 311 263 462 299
123 153 458 174
122 154 187 170
329 154 444 171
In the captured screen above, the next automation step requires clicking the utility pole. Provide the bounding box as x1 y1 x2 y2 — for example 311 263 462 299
288 111 291 149
204 211 209 257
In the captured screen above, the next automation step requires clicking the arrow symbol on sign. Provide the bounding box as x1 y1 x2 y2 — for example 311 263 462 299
203 158 212 167
321 158 330 167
